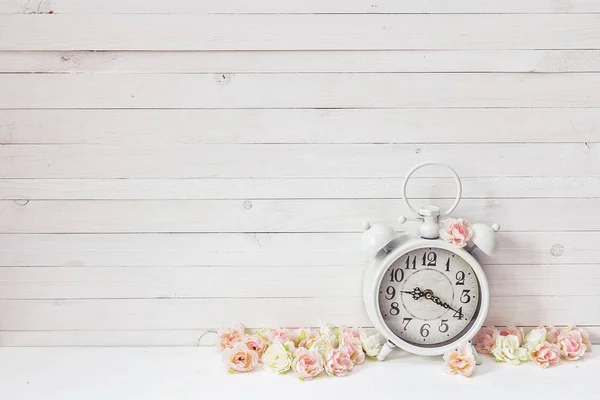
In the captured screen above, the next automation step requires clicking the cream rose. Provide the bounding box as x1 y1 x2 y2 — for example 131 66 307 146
222 342 259 373
523 327 547 351
491 334 529 365
443 343 476 377
359 329 384 358
262 340 294 373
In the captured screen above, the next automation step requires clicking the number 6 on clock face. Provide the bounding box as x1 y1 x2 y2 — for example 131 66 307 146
363 239 489 356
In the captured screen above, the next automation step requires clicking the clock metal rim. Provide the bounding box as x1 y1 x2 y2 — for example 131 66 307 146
363 238 490 356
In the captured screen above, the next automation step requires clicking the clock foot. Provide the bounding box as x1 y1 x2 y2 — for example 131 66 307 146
377 341 396 361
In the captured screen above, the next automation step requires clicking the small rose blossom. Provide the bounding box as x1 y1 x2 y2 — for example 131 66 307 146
439 218 473 248
499 326 524 346
292 348 324 380
257 328 289 345
342 335 365 365
294 329 320 348
325 348 354 377
491 334 529 365
222 342 259 373
262 340 294 373
359 329 385 358
472 326 499 355
544 325 560 344
308 336 333 359
523 327 547 351
564 325 592 351
217 324 245 350
529 342 561 368
338 326 361 341
443 343 476 377
242 335 267 357
557 329 587 361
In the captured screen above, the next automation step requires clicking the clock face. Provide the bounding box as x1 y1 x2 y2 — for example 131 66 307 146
377 247 481 348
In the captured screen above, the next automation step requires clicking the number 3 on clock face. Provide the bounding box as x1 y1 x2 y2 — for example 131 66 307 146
370 242 488 355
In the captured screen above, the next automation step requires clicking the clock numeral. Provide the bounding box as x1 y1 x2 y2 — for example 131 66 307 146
455 271 466 285
389 268 404 283
385 286 396 300
460 289 471 304
421 251 437 267
453 307 464 320
445 258 450 272
439 319 449 333
405 256 417 270
402 318 413 330
390 302 400 316
420 323 431 338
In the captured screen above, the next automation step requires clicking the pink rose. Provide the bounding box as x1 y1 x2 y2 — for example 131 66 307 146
222 342 259 373
558 329 587 360
325 348 354 377
565 325 592 351
544 325 560 344
259 328 290 344
529 342 561 368
339 326 360 341
297 329 320 348
342 335 365 365
472 326 499 354
499 326 524 346
443 343 476 377
439 218 473 248
292 348 324 380
242 335 267 358
217 324 245 350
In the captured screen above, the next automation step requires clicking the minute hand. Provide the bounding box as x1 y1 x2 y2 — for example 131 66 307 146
427 294 464 320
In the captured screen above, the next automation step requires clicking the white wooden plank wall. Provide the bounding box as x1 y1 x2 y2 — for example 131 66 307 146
0 0 599 347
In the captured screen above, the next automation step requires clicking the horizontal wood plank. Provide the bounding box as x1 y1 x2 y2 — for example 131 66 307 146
2 177 600 200
0 198 598 233
1 296 597 330
1 144 597 178
0 264 598 299
3 73 600 108
3 326 600 347
2 15 600 50
3 50 600 73
2 231 597 267
2 109 599 144
3 0 600 14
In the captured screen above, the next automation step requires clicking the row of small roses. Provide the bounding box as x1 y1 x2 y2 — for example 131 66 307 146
445 325 592 377
218 324 384 380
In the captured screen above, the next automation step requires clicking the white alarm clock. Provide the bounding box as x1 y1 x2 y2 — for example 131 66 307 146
362 162 500 360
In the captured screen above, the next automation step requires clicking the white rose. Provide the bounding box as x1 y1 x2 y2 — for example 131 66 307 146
309 336 334 359
523 327 547 351
491 334 529 365
359 329 384 358
262 341 293 373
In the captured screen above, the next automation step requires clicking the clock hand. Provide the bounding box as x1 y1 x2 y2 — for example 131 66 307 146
400 287 425 300
421 289 465 320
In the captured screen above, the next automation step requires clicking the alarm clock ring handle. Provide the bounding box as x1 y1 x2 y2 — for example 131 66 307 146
401 162 462 219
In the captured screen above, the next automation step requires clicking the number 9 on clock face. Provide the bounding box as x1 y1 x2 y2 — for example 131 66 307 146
377 247 482 349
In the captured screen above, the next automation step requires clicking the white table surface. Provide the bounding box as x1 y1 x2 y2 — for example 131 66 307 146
0 347 595 399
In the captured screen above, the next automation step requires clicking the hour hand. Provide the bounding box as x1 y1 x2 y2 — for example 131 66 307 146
400 287 424 300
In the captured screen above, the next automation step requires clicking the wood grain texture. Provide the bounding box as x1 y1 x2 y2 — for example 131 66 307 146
0 296 597 330
3 50 600 73
2 15 600 50
2 177 599 199
0 264 598 299
0 232 597 267
3 0 600 14
3 73 600 108
2 109 599 144
0 198 598 233
1 144 597 178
